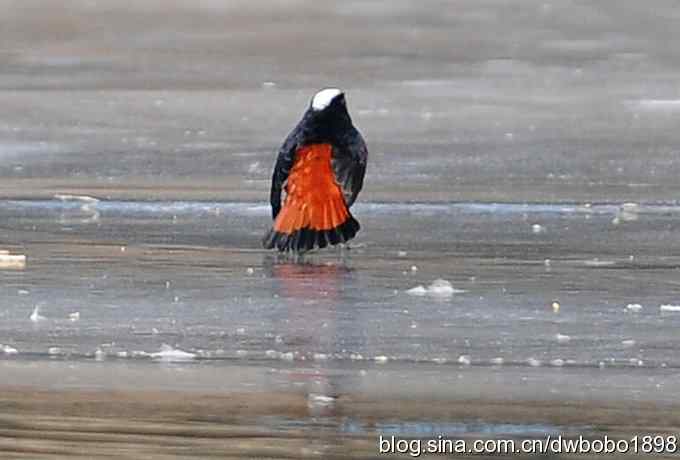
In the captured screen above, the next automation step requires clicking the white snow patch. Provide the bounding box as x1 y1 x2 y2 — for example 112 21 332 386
2 344 18 354
550 358 565 367
583 258 616 267
265 350 280 359
308 393 335 407
531 224 545 234
527 358 542 367
660 304 680 312
457 355 471 365
374 355 389 364
406 279 465 298
0 253 26 269
69 312 80 322
151 344 196 362
634 99 680 111
490 357 504 365
621 339 636 348
612 202 640 224
311 88 342 111
30 305 46 322
626 303 643 312
555 333 571 343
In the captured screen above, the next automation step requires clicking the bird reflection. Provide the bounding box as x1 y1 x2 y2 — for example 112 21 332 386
263 255 360 417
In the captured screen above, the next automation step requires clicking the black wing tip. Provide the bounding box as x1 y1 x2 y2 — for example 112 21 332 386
263 216 360 253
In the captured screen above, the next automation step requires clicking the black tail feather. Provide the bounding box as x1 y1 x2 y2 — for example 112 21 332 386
263 215 360 253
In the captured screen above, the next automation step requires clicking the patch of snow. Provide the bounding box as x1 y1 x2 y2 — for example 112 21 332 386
407 279 465 298
555 333 571 343
2 344 18 355
660 304 680 312
151 344 196 362
626 304 643 312
527 358 542 367
0 253 26 269
30 305 46 322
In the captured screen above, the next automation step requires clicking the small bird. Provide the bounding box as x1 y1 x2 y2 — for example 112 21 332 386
263 88 368 252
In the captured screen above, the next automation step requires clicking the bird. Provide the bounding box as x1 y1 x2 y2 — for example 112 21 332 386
263 88 368 253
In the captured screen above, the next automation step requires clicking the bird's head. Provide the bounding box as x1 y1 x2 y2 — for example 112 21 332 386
304 88 352 137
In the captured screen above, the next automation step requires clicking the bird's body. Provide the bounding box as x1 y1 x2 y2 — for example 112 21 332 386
264 89 367 253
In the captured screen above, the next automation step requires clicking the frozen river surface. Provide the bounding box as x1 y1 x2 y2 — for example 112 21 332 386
2 198 680 404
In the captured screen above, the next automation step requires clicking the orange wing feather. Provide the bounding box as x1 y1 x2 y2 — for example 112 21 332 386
274 144 349 233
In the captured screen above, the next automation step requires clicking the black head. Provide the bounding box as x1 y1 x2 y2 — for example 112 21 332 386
301 88 352 142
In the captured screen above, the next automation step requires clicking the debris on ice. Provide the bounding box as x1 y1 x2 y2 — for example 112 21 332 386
69 312 80 322
660 304 680 312
150 344 196 362
626 304 643 312
406 279 465 298
30 305 46 322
